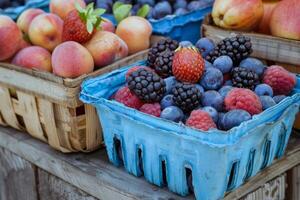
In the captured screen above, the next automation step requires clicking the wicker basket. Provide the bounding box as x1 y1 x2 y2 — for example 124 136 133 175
201 15 300 130
0 50 148 153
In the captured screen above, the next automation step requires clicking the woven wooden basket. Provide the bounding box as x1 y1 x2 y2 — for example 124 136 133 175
0 50 148 153
201 15 300 130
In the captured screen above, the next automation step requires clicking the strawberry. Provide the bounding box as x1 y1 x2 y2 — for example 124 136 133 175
62 3 105 43
172 46 205 83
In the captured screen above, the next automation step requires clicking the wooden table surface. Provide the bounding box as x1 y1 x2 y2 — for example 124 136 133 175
0 126 300 200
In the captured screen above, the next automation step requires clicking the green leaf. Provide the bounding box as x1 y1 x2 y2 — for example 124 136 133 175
86 20 94 33
93 8 106 16
75 2 85 13
86 2 94 11
137 4 150 18
114 4 132 23
113 2 124 13
95 18 103 30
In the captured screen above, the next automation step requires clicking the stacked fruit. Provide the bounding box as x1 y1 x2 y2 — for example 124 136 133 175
212 0 300 40
87 0 213 20
113 35 297 131
0 0 152 78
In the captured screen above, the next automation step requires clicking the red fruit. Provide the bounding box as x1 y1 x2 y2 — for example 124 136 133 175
225 88 262 115
263 65 296 95
186 110 216 131
62 3 105 43
114 86 144 109
172 46 205 83
126 66 153 79
139 103 161 117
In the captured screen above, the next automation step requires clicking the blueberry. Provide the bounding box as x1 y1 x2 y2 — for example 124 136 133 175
160 106 184 123
195 84 204 94
201 90 224 111
179 41 193 47
223 109 252 130
152 1 172 19
217 112 226 130
174 8 188 15
200 67 223 90
204 60 213 69
254 84 273 97
96 0 112 12
195 38 215 58
213 56 233 74
273 95 286 104
187 1 207 11
160 95 175 109
137 0 155 6
224 80 233 86
174 0 187 9
218 86 233 98
164 76 178 94
259 96 276 110
201 106 218 123
239 58 266 77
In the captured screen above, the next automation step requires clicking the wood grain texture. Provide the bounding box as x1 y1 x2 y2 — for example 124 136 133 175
38 169 98 200
0 147 38 200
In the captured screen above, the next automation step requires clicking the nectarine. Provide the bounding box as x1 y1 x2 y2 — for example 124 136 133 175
17 8 45 35
257 1 279 34
50 0 86 20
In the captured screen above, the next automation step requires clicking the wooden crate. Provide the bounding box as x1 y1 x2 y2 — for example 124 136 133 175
201 15 300 130
0 50 148 153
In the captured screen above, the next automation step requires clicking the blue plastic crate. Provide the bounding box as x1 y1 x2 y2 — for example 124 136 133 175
0 0 49 20
80 60 300 200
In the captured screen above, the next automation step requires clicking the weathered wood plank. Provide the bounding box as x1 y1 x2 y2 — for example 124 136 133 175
0 147 38 200
38 168 98 200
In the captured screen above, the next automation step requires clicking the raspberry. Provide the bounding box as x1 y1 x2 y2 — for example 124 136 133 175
114 86 144 109
225 88 262 115
139 103 161 117
186 110 217 131
126 66 152 79
263 65 296 95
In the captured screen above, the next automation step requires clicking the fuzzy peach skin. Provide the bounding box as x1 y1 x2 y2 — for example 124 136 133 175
116 16 152 54
52 41 94 78
270 0 300 40
212 0 264 31
18 38 32 50
28 13 63 51
17 8 45 35
84 31 128 68
12 46 52 72
256 1 279 34
101 18 115 33
0 15 23 61
50 0 86 20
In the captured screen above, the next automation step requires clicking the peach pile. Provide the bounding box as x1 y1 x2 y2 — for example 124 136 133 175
0 0 153 78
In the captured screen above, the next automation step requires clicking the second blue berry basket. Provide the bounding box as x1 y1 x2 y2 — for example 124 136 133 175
80 60 300 200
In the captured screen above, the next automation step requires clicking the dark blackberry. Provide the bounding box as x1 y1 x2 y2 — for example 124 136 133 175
172 83 201 113
153 50 174 78
231 67 260 90
206 35 253 65
147 38 179 68
127 69 166 103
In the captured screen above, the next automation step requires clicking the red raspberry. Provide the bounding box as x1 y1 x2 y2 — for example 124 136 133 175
263 65 296 95
114 86 144 109
186 110 216 131
225 88 262 115
139 103 161 117
126 66 153 79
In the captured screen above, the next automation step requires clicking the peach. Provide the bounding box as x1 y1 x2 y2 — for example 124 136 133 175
12 46 52 72
270 0 300 40
17 8 45 35
28 13 63 51
52 41 94 78
50 0 86 20
256 1 279 34
116 16 152 54
0 15 23 61
18 37 32 50
212 0 264 31
101 18 115 33
84 31 128 68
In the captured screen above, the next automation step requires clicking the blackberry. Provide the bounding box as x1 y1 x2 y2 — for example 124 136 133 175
206 35 253 65
127 69 166 103
172 83 201 113
153 50 174 78
231 67 260 90
147 38 179 68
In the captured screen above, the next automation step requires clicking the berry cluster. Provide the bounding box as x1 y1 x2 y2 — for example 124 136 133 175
113 36 296 132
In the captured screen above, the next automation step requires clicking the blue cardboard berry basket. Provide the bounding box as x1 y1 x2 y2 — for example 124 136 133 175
0 0 49 20
80 60 300 200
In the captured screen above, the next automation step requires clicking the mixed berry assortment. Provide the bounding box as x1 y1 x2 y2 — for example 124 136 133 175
112 35 297 132
85 0 213 19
